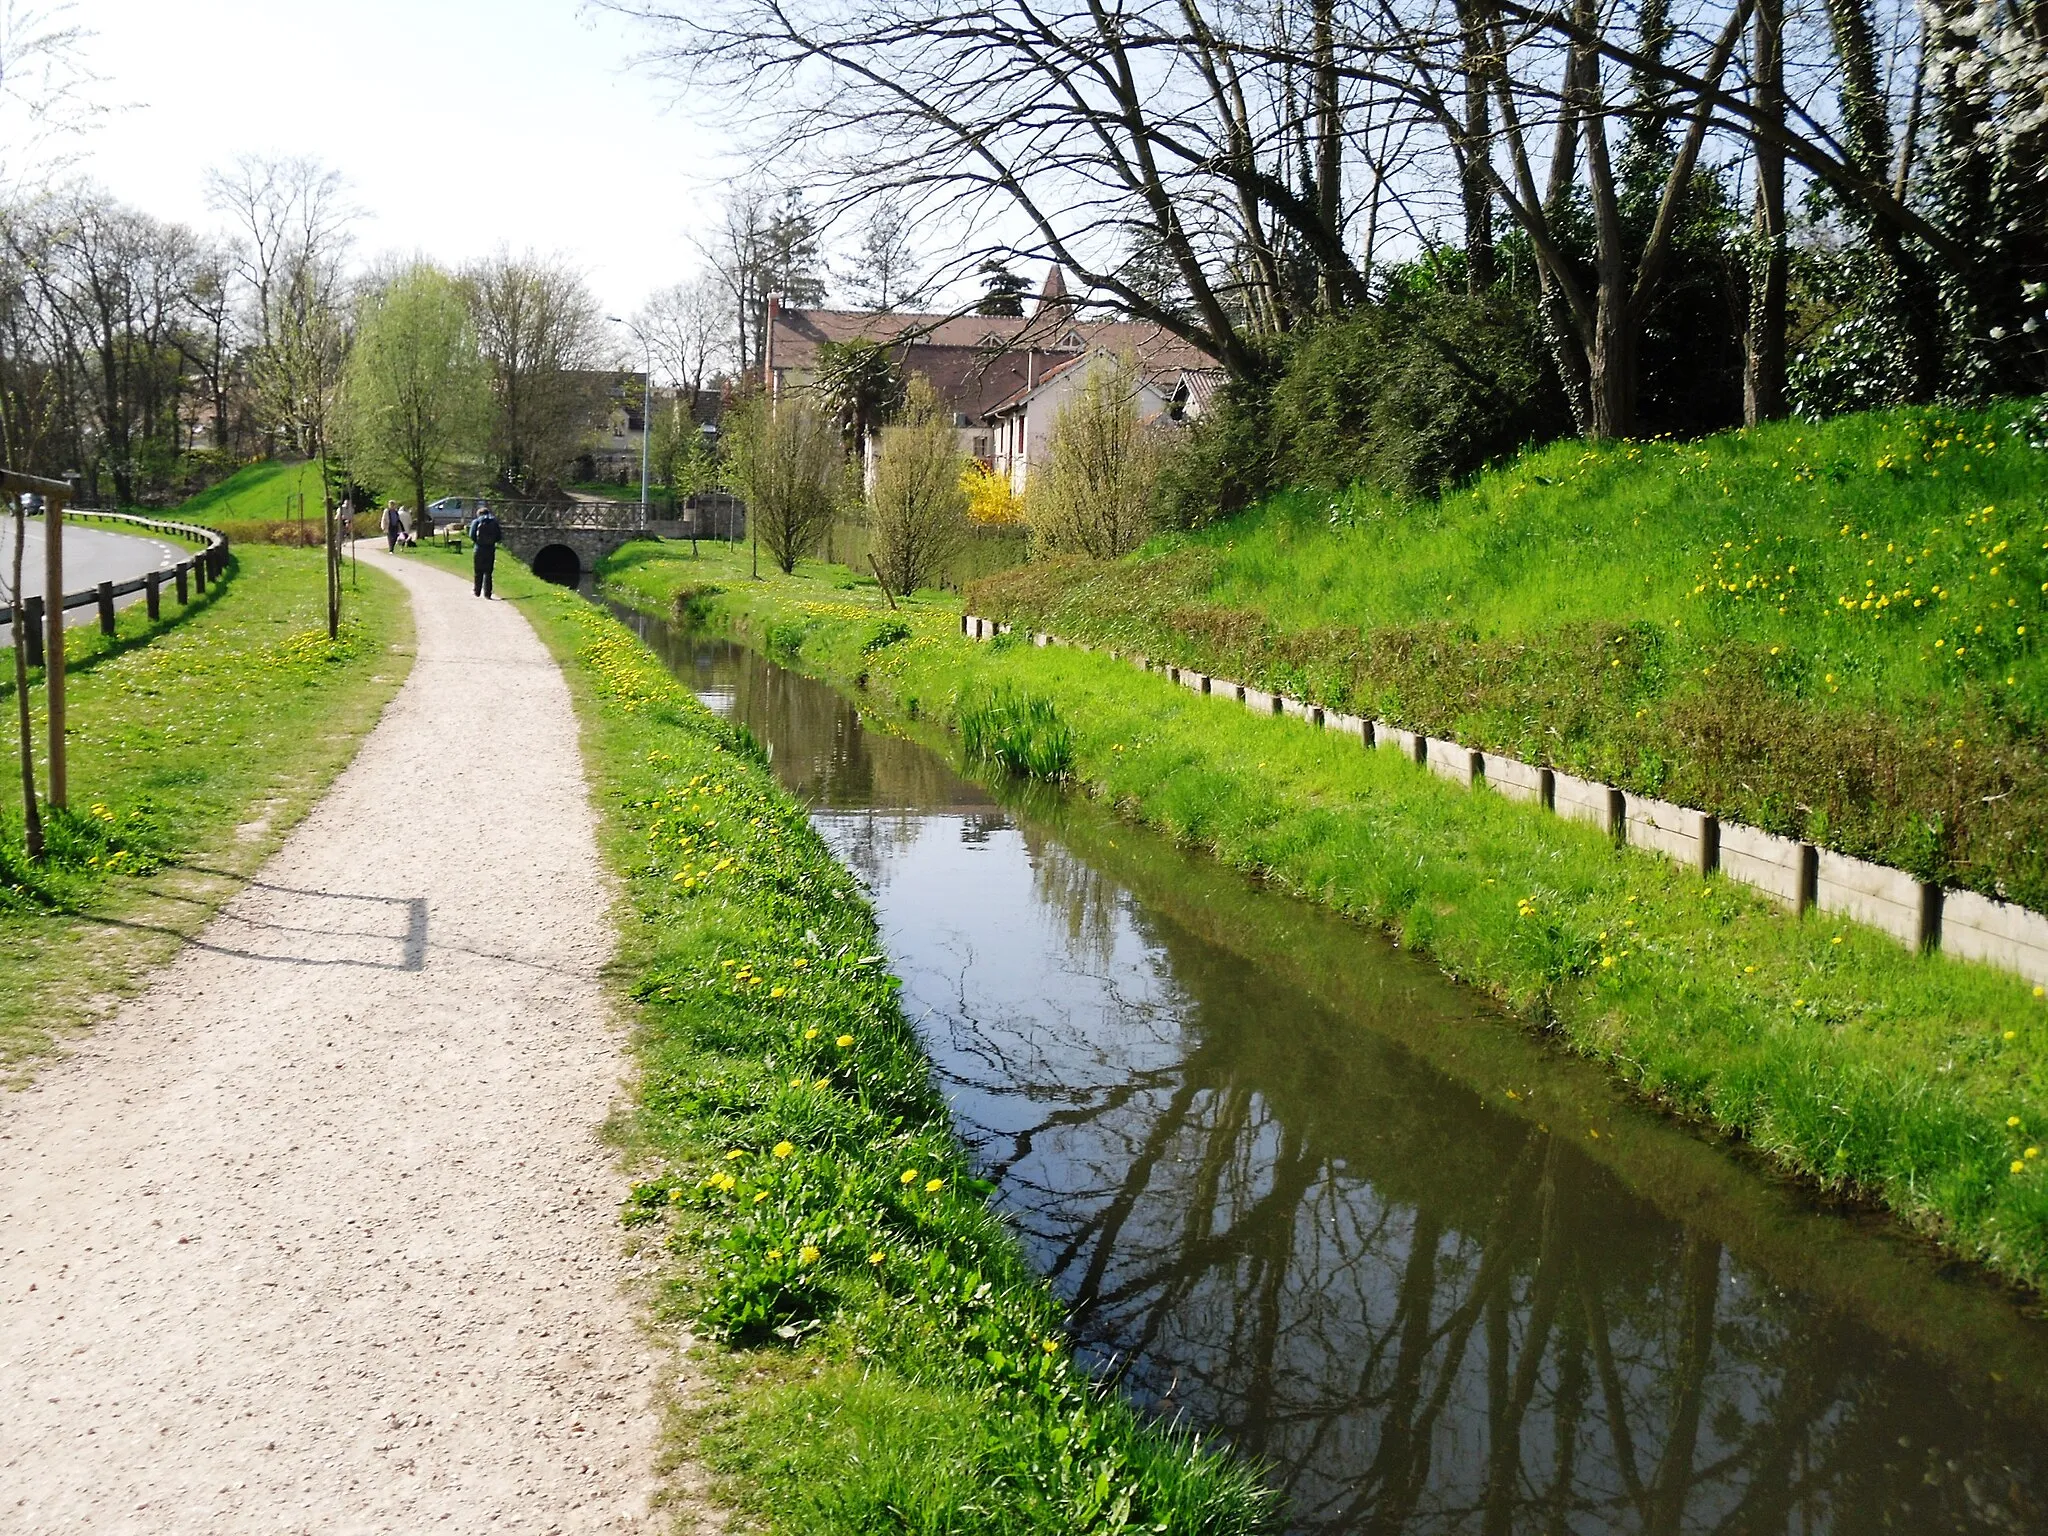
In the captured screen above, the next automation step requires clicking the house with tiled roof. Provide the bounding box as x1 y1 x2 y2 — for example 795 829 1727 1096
763 266 1219 489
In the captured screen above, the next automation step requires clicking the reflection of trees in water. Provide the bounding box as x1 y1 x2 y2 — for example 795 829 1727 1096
1020 828 1130 975
630 612 2048 1536
932 911 2047 1536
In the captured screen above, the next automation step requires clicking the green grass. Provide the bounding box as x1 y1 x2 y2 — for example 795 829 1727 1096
1 547 410 1071
593 539 2048 1292
973 401 2048 908
170 459 327 526
478 551 1275 1534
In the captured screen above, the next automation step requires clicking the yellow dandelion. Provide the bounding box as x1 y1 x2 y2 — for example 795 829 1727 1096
868 1251 885 1265
836 1034 854 1048
753 1191 769 1204
925 1178 944 1193
799 1245 821 1265
804 1027 820 1041
773 1140 795 1159
2015 1160 2028 1175
900 1168 919 1185
726 1148 746 1160
770 986 787 998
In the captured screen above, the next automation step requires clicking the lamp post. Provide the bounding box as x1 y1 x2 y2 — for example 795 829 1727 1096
607 316 653 525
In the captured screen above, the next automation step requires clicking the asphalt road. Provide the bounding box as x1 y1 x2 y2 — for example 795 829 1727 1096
0 522 187 626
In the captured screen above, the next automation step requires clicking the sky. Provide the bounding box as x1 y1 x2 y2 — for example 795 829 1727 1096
55 0 733 326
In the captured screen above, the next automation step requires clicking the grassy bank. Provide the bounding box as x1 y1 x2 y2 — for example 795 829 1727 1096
596 540 2048 1292
1 548 410 1071
476 549 1274 1533
973 402 2048 909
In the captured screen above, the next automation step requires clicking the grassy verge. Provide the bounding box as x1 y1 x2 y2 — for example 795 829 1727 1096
1 548 410 1072
973 402 2048 907
596 540 2048 1292
468 549 1275 1533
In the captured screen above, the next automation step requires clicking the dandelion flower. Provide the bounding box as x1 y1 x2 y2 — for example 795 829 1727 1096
2010 1116 2023 1127
2015 1161 2028 1175
868 1251 885 1265
900 1168 919 1185
836 1034 854 1048
791 958 809 969
2007 1032 2019 1042
754 1191 769 1204
726 1149 746 1160
1041 1339 1059 1354
773 1140 795 1159
799 1245 821 1265
925 1178 944 1193
804 1027 820 1040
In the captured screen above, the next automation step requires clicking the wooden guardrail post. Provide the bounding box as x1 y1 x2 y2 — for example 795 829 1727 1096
96 580 115 635
23 596 43 668
176 563 188 604
145 571 161 620
194 554 207 594
42 489 65 807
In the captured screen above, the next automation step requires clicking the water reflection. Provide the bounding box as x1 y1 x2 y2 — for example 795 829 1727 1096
620 609 2048 1536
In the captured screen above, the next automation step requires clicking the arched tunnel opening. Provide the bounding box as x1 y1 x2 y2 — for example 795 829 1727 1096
530 543 582 587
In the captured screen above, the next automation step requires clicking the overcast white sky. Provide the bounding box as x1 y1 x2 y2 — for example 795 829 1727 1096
60 0 731 326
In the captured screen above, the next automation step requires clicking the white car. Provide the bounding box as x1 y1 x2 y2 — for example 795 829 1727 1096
423 496 484 530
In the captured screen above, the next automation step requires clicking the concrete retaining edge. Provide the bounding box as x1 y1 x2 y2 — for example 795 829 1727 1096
959 614 2048 988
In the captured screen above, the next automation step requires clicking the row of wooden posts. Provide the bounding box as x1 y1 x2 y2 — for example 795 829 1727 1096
4 471 230 859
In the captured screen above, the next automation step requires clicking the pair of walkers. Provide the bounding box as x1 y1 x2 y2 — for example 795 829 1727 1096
380 502 413 552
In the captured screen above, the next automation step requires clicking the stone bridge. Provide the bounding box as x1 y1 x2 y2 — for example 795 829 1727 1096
494 496 747 585
495 502 644 586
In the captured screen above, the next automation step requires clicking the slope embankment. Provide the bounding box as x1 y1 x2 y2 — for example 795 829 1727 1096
597 535 2048 1293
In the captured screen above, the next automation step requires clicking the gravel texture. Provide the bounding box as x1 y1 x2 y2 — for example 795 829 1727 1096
0 550 666 1533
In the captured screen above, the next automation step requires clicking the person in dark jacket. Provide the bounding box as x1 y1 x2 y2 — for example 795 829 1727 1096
468 504 503 598
381 501 404 552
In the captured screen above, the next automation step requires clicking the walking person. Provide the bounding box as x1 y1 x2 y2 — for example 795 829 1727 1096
381 501 404 553
468 502 504 598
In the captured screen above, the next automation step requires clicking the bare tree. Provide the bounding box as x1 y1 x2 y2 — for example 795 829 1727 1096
725 391 841 573
462 250 606 496
699 186 826 381
1026 354 1162 558
204 154 354 452
841 203 927 311
634 274 725 397
867 373 964 593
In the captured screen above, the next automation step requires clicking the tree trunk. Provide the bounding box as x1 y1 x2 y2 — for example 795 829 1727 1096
1312 0 1343 310
1456 0 1497 291
1744 0 1788 423
1589 283 1637 440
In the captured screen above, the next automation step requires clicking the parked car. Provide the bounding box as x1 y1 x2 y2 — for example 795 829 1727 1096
423 496 483 530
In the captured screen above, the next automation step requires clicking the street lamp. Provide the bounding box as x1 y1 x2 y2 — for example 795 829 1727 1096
607 316 653 524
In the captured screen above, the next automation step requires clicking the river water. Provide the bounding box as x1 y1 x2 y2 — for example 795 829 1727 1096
621 608 2048 1536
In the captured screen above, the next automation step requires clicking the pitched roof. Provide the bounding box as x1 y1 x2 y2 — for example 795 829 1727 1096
767 301 1218 401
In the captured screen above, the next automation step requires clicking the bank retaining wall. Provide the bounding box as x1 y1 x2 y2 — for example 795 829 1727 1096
960 612 2048 989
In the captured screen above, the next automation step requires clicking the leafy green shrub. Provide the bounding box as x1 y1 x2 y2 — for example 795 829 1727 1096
957 686 1074 779
1268 290 1567 497
671 583 724 624
763 618 811 659
861 619 912 653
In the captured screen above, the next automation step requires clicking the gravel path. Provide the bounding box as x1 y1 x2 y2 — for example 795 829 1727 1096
0 551 666 1533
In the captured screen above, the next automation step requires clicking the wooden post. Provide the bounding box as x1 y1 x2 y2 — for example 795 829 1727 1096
145 571 161 620
24 596 43 668
176 563 188 604
43 488 65 808
96 580 115 635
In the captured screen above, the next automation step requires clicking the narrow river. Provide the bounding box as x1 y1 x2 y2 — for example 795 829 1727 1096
621 607 2048 1536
